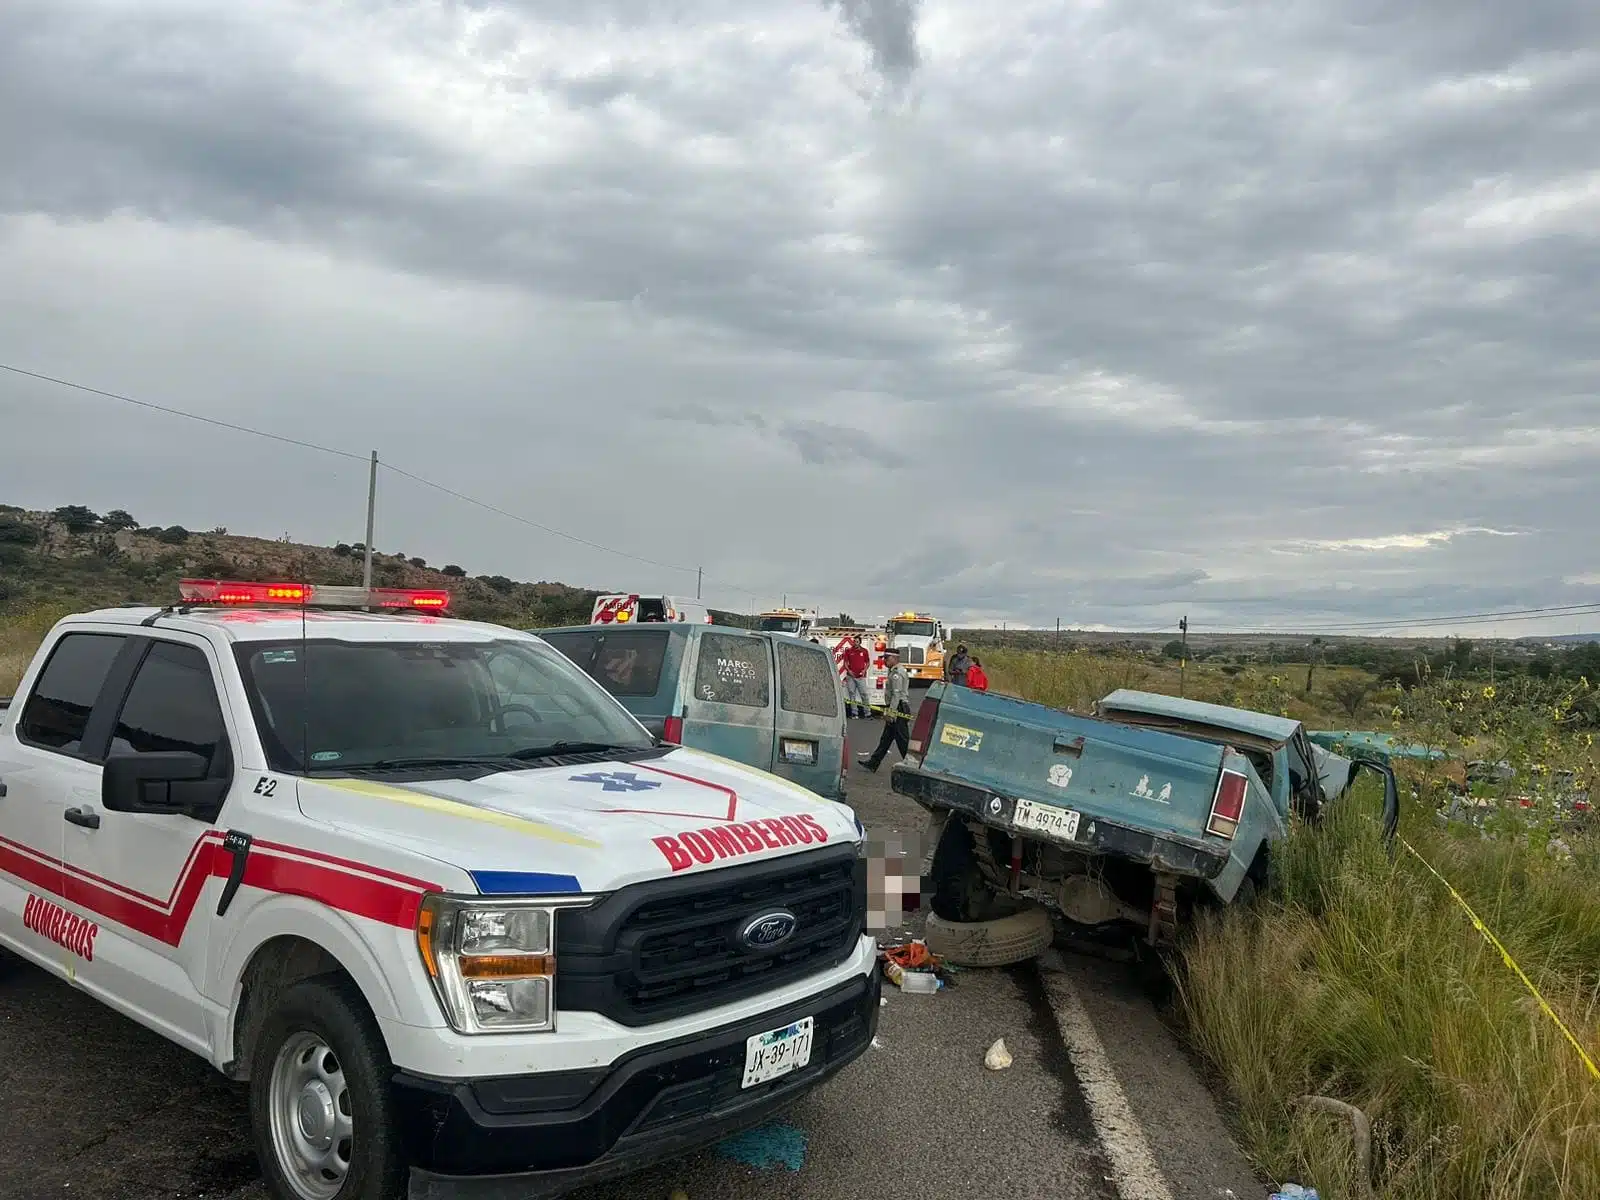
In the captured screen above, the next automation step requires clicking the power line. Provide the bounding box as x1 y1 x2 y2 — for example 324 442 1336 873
0 360 767 601
378 462 697 577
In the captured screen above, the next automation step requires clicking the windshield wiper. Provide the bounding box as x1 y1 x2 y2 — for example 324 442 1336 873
504 741 628 761
349 755 524 772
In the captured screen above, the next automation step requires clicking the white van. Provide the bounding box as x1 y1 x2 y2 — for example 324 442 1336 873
590 593 712 625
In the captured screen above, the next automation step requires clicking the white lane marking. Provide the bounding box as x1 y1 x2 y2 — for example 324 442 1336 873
1036 950 1175 1200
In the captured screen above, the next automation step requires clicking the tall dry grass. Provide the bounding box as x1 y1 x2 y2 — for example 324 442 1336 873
989 647 1600 1197
1179 799 1600 1198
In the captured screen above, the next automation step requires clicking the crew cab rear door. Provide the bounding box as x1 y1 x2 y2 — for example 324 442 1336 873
59 632 239 1052
0 630 132 969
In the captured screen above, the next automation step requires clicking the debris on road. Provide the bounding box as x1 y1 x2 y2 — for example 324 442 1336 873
880 939 948 991
983 1037 1013 1071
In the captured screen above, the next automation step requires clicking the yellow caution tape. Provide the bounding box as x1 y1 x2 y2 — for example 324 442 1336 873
1400 835 1600 1081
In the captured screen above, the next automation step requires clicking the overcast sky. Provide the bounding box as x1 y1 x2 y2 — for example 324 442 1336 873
2 0 1597 636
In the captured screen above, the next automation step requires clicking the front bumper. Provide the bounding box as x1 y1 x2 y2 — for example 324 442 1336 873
890 763 1229 880
401 968 881 1200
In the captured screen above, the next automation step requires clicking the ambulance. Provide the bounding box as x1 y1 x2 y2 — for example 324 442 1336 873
589 593 712 625
0 580 877 1200
812 626 890 714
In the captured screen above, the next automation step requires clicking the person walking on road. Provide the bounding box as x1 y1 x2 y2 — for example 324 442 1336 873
966 657 989 691
842 636 872 719
858 649 910 773
946 643 972 686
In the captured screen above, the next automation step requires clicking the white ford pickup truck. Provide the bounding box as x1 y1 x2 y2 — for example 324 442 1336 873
0 580 878 1200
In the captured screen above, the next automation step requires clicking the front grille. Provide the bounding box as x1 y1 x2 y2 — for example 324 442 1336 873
557 845 865 1027
898 646 925 665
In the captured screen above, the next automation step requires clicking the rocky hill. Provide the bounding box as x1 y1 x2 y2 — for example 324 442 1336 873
0 502 662 628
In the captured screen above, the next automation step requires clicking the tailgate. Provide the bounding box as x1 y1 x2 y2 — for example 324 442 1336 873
916 686 1229 844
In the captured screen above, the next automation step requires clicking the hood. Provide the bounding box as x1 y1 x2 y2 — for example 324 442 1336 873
295 747 860 896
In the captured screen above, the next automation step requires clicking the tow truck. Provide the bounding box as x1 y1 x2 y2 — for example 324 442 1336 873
0 580 877 1200
755 608 818 638
885 612 949 685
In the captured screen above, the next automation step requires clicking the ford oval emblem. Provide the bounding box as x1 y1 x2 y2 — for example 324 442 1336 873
739 910 798 951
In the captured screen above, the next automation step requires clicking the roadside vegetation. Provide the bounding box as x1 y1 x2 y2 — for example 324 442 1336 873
991 647 1600 1199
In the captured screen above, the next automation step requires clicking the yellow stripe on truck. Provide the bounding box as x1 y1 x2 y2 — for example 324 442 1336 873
319 779 602 849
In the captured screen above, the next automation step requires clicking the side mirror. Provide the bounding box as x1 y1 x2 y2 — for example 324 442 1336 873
103 752 228 822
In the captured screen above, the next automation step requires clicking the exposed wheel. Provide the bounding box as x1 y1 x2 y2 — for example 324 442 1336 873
249 977 405 1200
924 905 1054 968
928 819 1010 923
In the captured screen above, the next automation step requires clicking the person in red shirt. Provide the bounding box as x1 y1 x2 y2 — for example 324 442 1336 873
842 636 872 718
965 658 989 691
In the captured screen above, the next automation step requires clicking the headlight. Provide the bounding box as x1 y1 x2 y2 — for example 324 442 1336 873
417 896 562 1034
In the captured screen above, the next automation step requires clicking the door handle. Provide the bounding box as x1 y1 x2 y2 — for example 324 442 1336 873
64 806 101 830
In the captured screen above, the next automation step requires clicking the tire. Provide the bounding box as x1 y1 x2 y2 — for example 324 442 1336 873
928 819 1007 923
248 976 406 1200
924 905 1054 968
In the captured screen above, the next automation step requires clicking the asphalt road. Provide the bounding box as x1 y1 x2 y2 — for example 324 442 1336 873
0 712 1265 1200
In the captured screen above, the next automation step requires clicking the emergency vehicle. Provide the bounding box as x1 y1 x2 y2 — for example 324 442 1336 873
812 626 889 713
885 612 949 684
589 593 711 625
755 608 817 637
0 581 877 1200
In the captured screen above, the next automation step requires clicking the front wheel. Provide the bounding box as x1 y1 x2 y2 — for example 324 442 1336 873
249 977 406 1200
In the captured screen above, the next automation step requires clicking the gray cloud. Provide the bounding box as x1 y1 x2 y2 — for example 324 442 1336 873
823 0 922 85
0 0 1596 634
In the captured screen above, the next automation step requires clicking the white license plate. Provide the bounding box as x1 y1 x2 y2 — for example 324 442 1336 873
1012 799 1080 842
742 1017 814 1088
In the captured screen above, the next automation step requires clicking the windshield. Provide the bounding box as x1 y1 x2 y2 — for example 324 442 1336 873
235 637 653 773
759 617 803 633
889 620 936 638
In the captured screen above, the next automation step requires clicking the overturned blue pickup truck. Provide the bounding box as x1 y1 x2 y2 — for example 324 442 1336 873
891 685 1397 946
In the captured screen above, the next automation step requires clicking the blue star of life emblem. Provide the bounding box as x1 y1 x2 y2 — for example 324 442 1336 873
569 771 663 794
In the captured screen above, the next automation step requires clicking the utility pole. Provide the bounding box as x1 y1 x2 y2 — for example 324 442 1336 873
1305 636 1322 695
1178 615 1189 697
1489 642 1496 685
362 450 378 598
1056 617 1061 646
696 566 702 600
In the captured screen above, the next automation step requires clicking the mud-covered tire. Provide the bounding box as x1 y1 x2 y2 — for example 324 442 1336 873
924 905 1054 968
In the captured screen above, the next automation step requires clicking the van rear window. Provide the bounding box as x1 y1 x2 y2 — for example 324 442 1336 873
541 629 668 697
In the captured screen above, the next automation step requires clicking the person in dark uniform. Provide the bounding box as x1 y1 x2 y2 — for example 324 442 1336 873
858 648 910 773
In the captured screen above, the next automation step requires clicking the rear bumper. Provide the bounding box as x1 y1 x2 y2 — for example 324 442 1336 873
890 764 1229 880
400 969 881 1200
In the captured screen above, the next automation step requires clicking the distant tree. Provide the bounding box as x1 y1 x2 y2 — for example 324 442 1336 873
479 575 515 594
1162 639 1187 660
155 525 191 545
210 526 228 536
333 543 353 557
101 509 138 532
441 564 467 578
52 505 101 533
409 557 427 569
1327 676 1373 718
0 516 40 547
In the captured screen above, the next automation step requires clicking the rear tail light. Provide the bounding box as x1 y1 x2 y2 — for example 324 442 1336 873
1575 800 1590 812
908 696 940 758
661 715 684 745
1207 768 1249 839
